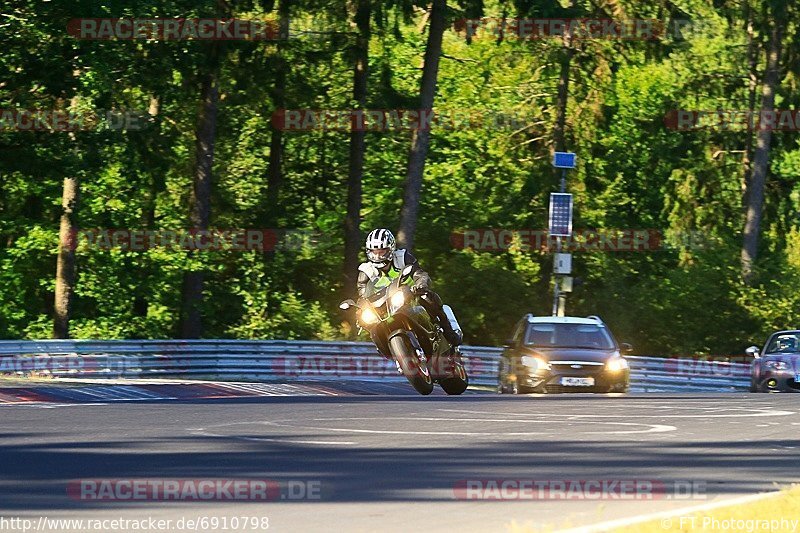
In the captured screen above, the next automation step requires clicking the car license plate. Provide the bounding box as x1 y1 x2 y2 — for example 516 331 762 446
561 376 594 386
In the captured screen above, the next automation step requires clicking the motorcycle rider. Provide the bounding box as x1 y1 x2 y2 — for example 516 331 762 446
357 228 462 347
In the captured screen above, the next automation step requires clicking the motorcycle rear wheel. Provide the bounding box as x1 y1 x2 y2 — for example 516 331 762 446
438 359 468 395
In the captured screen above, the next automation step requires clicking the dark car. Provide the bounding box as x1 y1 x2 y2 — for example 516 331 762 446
747 330 800 392
498 315 631 394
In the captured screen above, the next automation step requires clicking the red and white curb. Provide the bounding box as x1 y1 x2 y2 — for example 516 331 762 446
0 380 346 404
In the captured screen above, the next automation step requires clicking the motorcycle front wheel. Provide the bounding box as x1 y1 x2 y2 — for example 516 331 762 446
389 334 434 395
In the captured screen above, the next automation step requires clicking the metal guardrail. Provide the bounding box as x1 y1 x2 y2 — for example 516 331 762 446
0 340 752 392
627 355 750 392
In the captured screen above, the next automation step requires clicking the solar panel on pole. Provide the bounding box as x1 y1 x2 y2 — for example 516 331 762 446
548 193 573 237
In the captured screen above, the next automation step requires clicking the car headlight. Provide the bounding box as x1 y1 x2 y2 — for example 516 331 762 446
360 307 380 325
764 360 789 370
389 290 405 312
521 356 550 372
606 358 629 373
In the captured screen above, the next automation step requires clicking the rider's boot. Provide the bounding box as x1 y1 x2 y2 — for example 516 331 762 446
436 310 462 347
420 291 463 347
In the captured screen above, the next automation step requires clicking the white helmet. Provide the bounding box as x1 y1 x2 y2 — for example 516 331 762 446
365 228 396 268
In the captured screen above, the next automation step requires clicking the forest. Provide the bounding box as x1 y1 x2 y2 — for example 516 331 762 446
1 0 798 355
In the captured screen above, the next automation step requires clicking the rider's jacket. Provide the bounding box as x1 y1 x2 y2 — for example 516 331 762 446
356 249 431 298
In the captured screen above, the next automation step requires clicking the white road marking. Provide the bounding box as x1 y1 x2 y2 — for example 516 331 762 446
262 417 676 436
439 408 795 418
187 424 357 446
216 432 356 445
237 435 357 445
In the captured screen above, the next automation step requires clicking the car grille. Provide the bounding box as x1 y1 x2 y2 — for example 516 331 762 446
550 363 604 375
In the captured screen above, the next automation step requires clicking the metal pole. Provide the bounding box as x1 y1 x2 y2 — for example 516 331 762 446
552 236 560 316
552 168 568 317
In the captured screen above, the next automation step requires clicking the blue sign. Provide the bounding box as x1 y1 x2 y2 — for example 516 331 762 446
553 152 576 169
548 193 573 237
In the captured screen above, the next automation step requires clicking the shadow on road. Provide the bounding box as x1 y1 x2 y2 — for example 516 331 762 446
0 394 797 512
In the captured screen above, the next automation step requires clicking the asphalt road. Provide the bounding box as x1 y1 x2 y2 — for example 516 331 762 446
1 389 799 532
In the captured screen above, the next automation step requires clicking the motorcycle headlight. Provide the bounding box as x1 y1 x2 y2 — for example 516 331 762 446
360 307 380 325
764 360 789 370
390 290 405 311
606 357 629 373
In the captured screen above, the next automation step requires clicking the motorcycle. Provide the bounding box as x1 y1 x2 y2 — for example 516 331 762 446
339 264 469 396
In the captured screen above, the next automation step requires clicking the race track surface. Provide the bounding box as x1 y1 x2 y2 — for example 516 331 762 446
1 385 798 532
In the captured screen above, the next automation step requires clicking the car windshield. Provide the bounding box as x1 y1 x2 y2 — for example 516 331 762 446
524 323 615 350
765 333 800 354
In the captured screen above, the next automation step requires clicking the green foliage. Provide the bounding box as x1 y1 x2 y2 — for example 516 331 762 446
1 0 799 356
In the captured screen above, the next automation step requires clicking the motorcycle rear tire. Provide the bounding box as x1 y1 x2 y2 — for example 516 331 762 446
438 360 469 395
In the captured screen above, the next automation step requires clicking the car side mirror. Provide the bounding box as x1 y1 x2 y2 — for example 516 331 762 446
620 342 633 353
339 299 356 311
745 346 760 358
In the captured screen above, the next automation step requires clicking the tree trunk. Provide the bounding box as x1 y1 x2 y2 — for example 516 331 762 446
741 3 759 201
133 94 162 319
741 17 783 284
396 0 447 250
53 175 79 338
181 52 219 338
265 0 291 224
344 0 371 298
144 95 161 228
53 90 82 339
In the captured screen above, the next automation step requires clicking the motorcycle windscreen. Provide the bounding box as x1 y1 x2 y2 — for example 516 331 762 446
363 275 397 308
